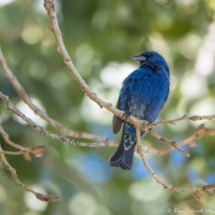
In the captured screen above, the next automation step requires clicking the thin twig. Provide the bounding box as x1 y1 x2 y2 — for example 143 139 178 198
148 129 190 157
0 144 60 202
148 114 215 128
0 91 104 148
146 124 215 156
0 117 45 158
3 150 25 155
135 126 214 197
0 116 31 152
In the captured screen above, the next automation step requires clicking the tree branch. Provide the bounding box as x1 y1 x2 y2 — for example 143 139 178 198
3 150 25 155
0 116 31 152
0 47 118 147
0 91 104 148
135 126 214 198
43 0 215 132
148 114 215 128
0 0 214 201
0 115 46 160
0 47 189 156
146 124 215 156
43 0 215 198
148 129 190 157
0 144 60 202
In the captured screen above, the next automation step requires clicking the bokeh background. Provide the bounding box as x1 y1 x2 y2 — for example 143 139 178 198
1 0 215 214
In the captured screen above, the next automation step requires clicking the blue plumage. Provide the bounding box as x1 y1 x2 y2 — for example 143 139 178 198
109 51 170 170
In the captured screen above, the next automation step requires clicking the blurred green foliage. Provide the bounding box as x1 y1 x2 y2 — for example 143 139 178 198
0 0 215 214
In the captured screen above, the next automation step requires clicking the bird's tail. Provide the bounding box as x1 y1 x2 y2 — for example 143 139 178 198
108 135 136 170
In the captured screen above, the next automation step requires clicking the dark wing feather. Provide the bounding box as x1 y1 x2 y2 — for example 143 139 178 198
112 97 123 134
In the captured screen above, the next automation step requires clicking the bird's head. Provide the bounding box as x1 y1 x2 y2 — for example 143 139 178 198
133 51 169 76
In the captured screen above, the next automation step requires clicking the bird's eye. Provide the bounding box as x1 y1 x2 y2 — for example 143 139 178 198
149 53 154 58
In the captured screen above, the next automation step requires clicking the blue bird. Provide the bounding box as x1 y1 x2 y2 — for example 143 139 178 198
109 51 170 170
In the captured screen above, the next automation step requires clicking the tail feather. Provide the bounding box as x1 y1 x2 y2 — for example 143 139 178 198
108 136 136 170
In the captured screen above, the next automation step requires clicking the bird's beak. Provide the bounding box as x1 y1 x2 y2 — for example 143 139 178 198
133 55 146 62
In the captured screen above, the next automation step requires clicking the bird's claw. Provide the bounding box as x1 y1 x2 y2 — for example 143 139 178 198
142 120 148 130
123 110 131 122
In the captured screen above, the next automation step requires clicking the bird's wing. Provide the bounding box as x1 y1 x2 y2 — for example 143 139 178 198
142 75 170 122
112 97 124 134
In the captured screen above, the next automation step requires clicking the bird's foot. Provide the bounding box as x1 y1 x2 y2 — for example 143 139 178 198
142 120 149 130
123 110 131 122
